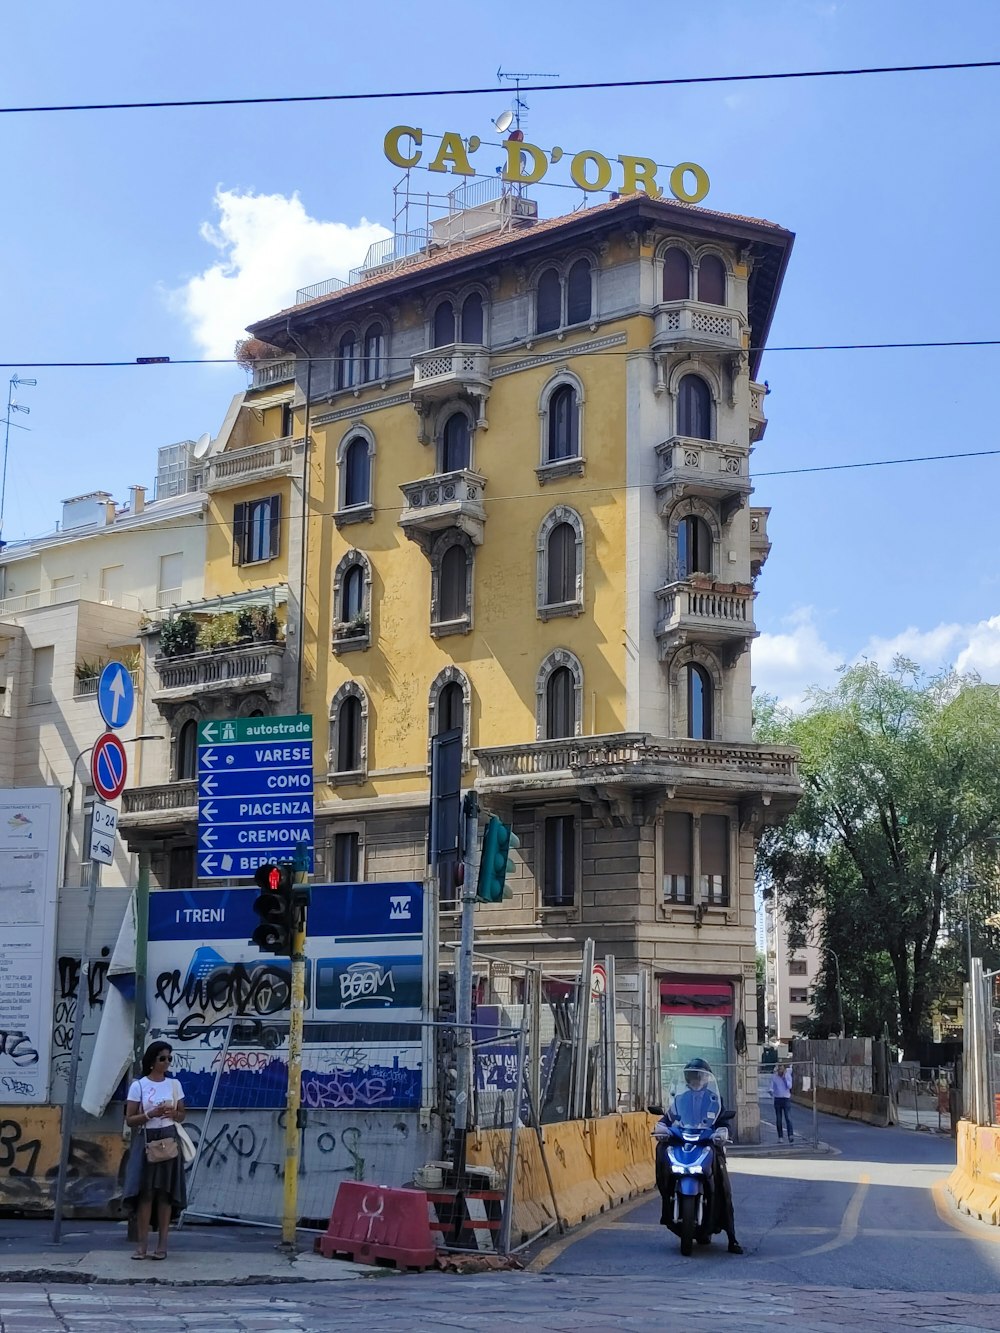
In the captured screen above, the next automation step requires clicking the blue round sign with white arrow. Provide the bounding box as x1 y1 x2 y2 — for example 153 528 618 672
97 661 135 731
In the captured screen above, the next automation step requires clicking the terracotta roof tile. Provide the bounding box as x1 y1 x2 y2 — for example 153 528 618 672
251 192 788 330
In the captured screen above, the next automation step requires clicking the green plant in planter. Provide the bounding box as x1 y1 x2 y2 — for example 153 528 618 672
159 613 199 658
74 656 106 682
235 606 256 641
346 611 369 635
248 604 279 642
197 611 241 651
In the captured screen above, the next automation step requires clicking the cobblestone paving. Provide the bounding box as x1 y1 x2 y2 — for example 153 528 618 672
5 1276 1000 1332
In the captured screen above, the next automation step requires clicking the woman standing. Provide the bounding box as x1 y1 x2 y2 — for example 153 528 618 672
123 1040 188 1260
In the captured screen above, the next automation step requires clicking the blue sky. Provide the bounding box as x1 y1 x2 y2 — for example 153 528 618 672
2 1 999 706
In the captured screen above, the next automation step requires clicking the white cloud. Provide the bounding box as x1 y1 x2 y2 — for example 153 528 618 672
169 189 391 358
956 616 1000 676
861 624 965 670
753 607 844 710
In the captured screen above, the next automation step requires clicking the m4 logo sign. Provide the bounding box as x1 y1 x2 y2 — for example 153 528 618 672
389 895 412 921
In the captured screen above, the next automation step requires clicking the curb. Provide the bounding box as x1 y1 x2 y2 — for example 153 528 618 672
0 1255 381 1287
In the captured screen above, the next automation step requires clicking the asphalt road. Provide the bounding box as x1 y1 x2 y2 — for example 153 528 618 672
532 1106 1000 1293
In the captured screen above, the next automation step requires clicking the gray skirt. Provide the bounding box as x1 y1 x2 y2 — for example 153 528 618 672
122 1126 187 1218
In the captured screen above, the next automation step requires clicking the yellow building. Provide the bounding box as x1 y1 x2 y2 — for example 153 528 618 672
126 185 801 1138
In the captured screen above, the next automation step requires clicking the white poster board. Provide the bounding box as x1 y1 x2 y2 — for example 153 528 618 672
0 788 62 1103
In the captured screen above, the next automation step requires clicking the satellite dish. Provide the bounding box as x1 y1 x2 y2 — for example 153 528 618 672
494 109 514 133
192 432 212 459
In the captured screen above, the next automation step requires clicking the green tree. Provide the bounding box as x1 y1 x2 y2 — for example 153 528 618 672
758 658 1000 1058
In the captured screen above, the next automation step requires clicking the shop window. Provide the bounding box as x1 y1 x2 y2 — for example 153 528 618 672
697 254 727 306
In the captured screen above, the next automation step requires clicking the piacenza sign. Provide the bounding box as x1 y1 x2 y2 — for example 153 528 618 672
384 125 710 205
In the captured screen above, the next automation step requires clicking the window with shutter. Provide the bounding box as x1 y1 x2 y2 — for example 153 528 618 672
677 375 712 440
663 811 693 903
232 502 247 565
546 523 576 605
543 815 576 907
343 438 370 508
687 664 713 740
697 255 726 306
547 385 578 461
341 564 364 622
545 667 574 739
700 813 729 905
336 696 362 772
536 268 561 333
662 247 691 300
337 332 357 389
333 831 360 881
566 259 592 325
433 301 456 347
678 515 712 578
439 545 467 622
460 292 484 344
363 324 384 381
441 413 470 472
177 720 198 780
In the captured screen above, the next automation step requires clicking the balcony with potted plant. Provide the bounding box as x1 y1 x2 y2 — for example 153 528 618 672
151 604 286 709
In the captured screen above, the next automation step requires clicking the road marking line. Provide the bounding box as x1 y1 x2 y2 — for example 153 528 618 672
528 1191 653 1273
932 1176 1000 1245
797 1172 870 1256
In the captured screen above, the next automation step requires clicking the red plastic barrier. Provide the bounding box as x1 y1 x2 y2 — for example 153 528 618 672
314 1182 437 1270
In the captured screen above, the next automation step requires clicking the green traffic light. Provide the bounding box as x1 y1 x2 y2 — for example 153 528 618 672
477 816 519 903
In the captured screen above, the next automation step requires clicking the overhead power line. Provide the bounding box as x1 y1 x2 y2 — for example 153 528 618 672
2 60 999 115
0 338 999 370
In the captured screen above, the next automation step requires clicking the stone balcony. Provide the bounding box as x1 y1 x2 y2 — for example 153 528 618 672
118 780 197 843
410 345 490 419
655 436 751 522
654 578 756 664
749 380 768 442
251 359 296 390
398 469 487 551
204 438 305 493
750 507 771 578
652 300 745 355
474 732 800 823
153 641 287 712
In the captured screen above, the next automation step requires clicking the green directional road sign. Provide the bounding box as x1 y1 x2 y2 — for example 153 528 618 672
197 715 312 746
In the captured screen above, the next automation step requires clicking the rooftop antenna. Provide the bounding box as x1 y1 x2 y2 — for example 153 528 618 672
0 373 36 547
496 67 559 135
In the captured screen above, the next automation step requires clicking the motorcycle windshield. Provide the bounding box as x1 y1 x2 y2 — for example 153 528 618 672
667 1070 722 1130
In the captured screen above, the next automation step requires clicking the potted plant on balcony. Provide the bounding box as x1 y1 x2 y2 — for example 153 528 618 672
196 612 240 652
159 613 199 658
248 605 279 642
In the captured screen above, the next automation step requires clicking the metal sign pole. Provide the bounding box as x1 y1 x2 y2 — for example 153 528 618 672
52 856 100 1243
281 861 309 1248
451 791 480 1224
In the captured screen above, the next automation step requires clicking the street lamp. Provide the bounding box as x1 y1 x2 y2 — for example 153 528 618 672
52 732 163 1244
1 373 36 545
825 947 845 1038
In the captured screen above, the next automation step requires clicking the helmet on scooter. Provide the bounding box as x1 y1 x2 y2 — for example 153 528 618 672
683 1058 712 1089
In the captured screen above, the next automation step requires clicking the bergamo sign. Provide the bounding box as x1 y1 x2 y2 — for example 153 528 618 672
197 715 314 880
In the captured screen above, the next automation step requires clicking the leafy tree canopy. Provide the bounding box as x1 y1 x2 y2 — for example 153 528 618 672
757 658 1000 1056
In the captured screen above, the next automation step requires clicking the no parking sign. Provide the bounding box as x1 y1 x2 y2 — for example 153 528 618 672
91 731 128 802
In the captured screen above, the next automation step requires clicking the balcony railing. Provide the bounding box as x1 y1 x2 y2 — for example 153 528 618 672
154 641 286 701
750 507 771 578
121 781 197 819
749 380 768 442
655 437 751 516
655 579 756 660
204 438 304 493
251 359 296 390
475 732 799 784
652 300 744 353
398 469 487 550
410 345 491 421
74 667 139 699
0 585 142 616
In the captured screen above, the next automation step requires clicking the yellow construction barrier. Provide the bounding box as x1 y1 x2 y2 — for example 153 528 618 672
948 1120 1000 1225
466 1111 657 1244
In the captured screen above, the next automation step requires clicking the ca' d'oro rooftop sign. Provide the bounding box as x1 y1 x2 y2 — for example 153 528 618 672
385 125 710 204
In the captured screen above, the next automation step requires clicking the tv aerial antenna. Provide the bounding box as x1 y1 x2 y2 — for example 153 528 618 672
495 67 559 135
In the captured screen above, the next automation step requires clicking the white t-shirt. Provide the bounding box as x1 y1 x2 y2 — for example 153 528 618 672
128 1076 184 1129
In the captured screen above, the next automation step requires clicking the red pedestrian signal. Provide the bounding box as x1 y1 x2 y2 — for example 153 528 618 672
251 862 295 954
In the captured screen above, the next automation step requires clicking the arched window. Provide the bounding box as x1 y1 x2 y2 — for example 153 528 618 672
341 563 364 623
547 385 579 462
439 544 468 622
363 324 385 381
677 515 712 579
546 522 577 605
441 412 470 472
336 331 357 390
336 695 362 772
460 292 484 344
566 259 592 325
536 268 561 334
546 667 574 740
697 255 726 306
687 664 712 740
438 680 463 733
177 719 197 781
677 374 712 440
342 436 370 508
662 247 691 301
433 300 456 347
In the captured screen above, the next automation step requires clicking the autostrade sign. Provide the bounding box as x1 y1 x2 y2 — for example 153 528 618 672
197 714 313 878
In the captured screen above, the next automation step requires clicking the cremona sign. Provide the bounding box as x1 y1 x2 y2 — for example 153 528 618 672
384 125 710 204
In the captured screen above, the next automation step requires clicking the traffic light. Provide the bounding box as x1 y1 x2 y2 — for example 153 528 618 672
476 816 520 903
251 862 295 954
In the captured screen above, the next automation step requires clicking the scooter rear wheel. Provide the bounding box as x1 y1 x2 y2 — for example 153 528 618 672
678 1193 698 1256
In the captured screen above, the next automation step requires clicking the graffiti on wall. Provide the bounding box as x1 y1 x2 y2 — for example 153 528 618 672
0 1107 126 1211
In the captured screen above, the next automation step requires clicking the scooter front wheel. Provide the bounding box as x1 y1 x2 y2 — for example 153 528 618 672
678 1193 698 1256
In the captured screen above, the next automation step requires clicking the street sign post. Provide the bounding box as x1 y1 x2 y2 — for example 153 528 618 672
91 732 128 802
89 801 119 866
97 662 135 731
197 715 313 880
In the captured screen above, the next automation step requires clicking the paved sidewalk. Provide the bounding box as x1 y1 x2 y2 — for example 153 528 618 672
0 1219 371 1286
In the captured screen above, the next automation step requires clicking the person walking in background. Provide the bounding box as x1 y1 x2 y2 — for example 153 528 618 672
770 1062 794 1142
122 1040 188 1260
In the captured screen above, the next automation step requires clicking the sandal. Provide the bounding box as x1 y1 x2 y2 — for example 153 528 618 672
151 1251 167 1260
131 1251 148 1260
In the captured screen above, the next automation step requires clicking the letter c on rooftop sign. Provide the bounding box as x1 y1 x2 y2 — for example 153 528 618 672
384 125 422 169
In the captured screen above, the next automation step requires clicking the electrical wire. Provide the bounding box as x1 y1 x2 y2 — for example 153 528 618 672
2 60 1000 115
2 338 1000 370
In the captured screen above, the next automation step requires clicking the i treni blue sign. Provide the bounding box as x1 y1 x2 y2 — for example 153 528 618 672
196 715 314 879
